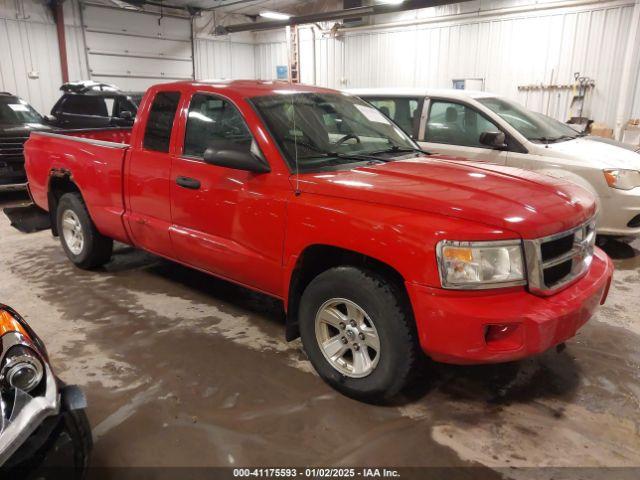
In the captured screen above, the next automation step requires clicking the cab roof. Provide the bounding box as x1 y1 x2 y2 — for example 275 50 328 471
346 87 500 100
161 79 341 98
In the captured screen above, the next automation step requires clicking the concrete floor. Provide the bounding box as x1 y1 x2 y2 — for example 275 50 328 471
1 191 639 478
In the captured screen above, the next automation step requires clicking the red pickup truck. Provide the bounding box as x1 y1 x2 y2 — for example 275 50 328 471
25 80 613 401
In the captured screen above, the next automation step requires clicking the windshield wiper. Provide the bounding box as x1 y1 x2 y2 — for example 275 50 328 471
530 135 577 144
553 135 578 142
282 137 423 164
368 145 431 155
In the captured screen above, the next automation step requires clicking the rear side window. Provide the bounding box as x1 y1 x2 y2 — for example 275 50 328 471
367 97 420 136
183 94 252 159
59 95 109 116
143 92 180 152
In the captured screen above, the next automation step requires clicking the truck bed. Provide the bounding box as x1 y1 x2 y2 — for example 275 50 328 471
24 127 132 244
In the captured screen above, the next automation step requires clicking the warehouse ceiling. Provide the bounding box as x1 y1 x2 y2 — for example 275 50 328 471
94 0 471 33
100 0 332 15
168 0 314 13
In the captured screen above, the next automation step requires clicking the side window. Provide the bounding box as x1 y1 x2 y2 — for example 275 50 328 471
424 100 500 147
60 95 108 116
143 91 180 152
368 97 420 136
183 94 252 159
116 98 137 116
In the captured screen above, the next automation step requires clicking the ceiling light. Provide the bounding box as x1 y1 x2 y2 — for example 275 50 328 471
260 11 291 20
379 0 405 4
109 0 141 10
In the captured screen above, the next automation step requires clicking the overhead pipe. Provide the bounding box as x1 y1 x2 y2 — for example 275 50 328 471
214 0 471 34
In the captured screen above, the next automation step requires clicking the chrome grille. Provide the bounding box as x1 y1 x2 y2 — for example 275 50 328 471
0 136 28 181
524 218 597 296
0 136 28 162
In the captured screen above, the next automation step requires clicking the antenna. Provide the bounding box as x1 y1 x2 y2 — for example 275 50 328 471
286 25 301 196
291 88 300 196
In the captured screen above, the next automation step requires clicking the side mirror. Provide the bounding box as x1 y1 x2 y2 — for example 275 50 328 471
119 110 133 120
479 131 507 149
203 147 270 173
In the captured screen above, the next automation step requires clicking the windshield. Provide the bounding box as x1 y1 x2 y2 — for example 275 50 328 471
0 97 43 125
250 92 418 172
478 97 579 144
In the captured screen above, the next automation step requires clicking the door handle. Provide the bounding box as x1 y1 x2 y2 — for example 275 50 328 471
176 176 201 190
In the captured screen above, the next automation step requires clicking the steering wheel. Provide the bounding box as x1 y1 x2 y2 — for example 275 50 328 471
335 133 361 145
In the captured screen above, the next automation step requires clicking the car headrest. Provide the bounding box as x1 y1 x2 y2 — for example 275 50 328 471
445 106 458 123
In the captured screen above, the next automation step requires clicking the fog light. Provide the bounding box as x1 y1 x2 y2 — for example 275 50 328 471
484 323 523 351
1 346 44 393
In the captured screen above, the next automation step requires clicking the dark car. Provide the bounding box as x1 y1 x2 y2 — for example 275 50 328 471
0 304 91 479
48 81 143 129
0 93 53 191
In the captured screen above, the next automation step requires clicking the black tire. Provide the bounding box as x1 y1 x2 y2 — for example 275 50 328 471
299 266 420 402
56 192 113 269
64 408 93 479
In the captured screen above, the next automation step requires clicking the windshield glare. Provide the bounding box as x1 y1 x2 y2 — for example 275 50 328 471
251 92 417 171
478 97 579 143
0 98 43 125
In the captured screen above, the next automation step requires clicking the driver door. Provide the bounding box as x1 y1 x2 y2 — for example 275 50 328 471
418 99 507 165
169 92 286 296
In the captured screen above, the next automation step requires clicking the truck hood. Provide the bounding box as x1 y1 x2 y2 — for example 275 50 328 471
0 123 53 138
296 155 596 239
537 136 640 169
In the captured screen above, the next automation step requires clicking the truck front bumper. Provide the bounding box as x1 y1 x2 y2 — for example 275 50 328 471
406 247 613 364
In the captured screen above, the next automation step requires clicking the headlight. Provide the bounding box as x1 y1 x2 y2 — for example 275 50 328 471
0 307 45 393
603 169 640 190
436 240 526 289
1 346 44 393
1 305 59 465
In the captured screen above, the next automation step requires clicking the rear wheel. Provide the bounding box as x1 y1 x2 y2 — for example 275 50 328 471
56 192 113 269
299 266 419 402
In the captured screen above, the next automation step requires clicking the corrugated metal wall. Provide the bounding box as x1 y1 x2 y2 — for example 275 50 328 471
0 0 86 114
254 41 288 79
3 0 638 123
346 4 633 125
253 31 288 80
0 0 260 111
195 38 256 80
634 76 640 119
278 0 640 126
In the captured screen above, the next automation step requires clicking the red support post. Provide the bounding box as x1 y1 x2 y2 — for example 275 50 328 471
53 1 69 83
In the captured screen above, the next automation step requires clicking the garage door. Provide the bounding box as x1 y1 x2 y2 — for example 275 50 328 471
81 2 193 92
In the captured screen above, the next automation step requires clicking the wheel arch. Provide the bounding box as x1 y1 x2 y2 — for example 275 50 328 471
285 244 410 341
47 170 82 236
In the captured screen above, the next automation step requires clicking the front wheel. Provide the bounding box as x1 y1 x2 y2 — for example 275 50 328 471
299 266 420 402
56 192 113 269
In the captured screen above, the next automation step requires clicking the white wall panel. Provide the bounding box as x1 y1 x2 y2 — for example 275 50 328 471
633 72 640 119
254 41 288 79
251 0 639 128
195 38 255 80
0 18 61 114
329 0 636 126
